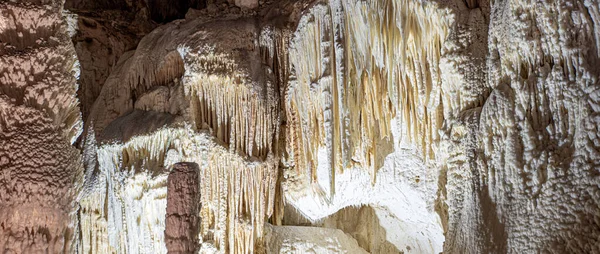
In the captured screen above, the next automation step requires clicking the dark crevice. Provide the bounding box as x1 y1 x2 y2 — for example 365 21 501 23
147 0 207 23
464 0 480 9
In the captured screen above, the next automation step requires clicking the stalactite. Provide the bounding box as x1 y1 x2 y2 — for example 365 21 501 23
187 74 277 160
284 0 451 191
79 125 278 253
343 0 450 163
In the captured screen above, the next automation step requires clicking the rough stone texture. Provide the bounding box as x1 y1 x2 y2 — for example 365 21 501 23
234 0 257 9
264 224 368 254
77 13 281 254
70 11 154 124
165 162 200 253
475 0 600 251
0 0 83 252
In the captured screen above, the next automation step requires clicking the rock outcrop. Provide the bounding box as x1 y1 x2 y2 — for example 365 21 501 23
165 162 200 253
0 0 83 252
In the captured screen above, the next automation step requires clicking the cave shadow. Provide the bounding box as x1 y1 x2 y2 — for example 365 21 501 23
315 205 406 254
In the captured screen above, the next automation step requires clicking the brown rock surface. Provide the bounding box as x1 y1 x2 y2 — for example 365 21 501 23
0 0 83 252
165 162 200 253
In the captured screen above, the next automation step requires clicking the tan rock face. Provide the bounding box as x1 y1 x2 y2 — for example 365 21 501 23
0 0 83 252
165 162 200 253
71 13 151 124
234 0 258 9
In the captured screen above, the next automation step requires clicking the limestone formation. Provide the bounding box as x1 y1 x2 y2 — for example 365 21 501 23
165 162 201 253
0 0 83 252
0 0 599 253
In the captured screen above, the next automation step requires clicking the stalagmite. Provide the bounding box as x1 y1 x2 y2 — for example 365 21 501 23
165 162 201 253
76 15 281 254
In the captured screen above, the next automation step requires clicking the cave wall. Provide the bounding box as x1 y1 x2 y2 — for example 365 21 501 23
0 0 599 253
65 0 206 23
0 0 83 252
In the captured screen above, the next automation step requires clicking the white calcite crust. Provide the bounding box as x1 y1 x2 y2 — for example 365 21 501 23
77 16 280 254
264 224 368 254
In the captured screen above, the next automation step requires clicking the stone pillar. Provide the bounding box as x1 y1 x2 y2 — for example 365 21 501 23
165 163 200 253
0 0 83 252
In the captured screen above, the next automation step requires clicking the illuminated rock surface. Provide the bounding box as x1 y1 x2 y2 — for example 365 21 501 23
0 0 599 253
0 0 83 252
166 162 201 253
